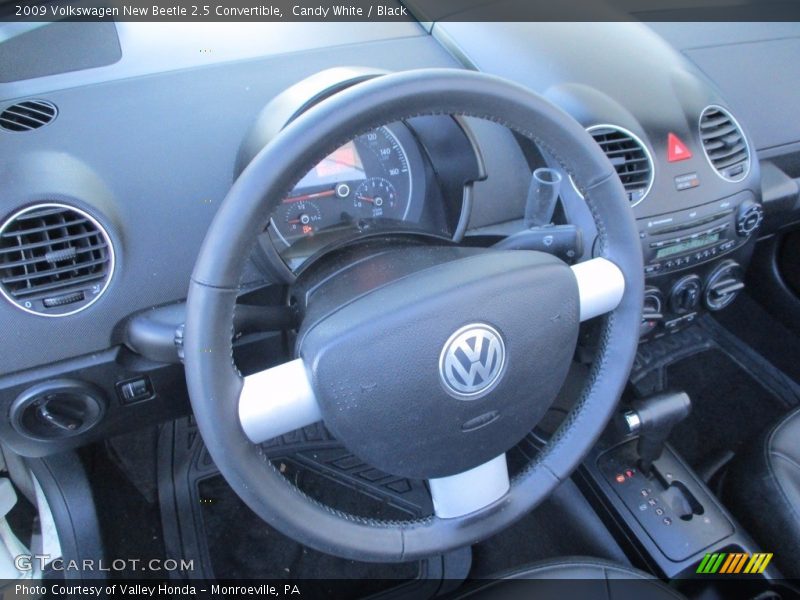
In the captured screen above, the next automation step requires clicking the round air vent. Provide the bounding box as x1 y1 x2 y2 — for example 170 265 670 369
699 105 750 182
0 203 115 317
587 125 654 207
0 100 57 132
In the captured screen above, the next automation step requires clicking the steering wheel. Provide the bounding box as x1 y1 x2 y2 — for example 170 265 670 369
184 69 643 562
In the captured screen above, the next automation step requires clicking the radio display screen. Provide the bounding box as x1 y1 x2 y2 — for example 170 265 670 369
656 233 720 259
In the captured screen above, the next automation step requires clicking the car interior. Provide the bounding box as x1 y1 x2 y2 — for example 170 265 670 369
0 9 799 600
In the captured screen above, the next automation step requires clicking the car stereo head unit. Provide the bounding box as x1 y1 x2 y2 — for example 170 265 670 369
639 191 762 277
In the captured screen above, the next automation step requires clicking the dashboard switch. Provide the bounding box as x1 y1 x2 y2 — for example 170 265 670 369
674 172 699 191
493 224 582 263
117 377 153 404
667 133 692 162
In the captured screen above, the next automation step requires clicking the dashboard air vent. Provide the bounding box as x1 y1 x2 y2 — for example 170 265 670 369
587 125 654 207
0 100 57 132
699 106 750 182
0 204 114 317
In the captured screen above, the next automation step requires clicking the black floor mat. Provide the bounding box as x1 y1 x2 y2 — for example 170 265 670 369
713 293 800 385
468 477 630 578
199 473 417 590
80 440 166 579
666 349 788 471
158 418 470 596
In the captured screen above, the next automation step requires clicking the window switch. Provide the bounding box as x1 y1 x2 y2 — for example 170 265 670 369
117 377 153 404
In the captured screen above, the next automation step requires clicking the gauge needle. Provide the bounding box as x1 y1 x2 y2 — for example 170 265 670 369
283 189 336 203
357 196 375 203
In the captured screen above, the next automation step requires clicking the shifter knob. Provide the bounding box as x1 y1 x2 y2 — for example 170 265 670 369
623 391 691 474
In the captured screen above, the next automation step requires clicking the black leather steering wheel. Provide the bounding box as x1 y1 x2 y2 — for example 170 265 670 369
184 69 643 562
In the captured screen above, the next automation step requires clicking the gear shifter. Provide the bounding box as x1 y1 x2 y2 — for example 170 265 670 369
596 390 735 565
623 391 691 474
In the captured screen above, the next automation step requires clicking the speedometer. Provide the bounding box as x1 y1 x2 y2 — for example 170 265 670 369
269 125 412 249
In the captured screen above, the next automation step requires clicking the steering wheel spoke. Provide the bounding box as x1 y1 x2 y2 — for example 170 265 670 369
571 257 626 321
428 454 510 519
238 359 322 444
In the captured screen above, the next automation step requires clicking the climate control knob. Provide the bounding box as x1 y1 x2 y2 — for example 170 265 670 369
705 260 745 311
736 201 764 237
669 275 703 315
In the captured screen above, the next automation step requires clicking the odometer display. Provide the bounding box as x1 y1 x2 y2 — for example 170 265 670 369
269 125 413 254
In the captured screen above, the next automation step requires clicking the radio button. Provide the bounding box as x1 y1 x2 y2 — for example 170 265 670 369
644 263 663 275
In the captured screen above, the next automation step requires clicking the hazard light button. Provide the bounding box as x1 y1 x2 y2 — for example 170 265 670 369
668 133 692 162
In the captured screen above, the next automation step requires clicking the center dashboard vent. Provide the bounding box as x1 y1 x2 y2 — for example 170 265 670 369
699 105 750 182
587 125 654 207
0 204 114 317
0 100 57 132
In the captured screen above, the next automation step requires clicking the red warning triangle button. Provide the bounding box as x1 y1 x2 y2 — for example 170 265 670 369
668 133 693 162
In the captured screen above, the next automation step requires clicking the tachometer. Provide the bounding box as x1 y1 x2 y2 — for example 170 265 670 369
269 125 413 249
353 177 402 219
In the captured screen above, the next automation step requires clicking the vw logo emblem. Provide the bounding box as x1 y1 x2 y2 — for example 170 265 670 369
439 324 506 400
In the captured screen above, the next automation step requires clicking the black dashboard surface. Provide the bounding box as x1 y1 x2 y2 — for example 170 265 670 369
433 22 762 221
648 22 800 155
0 27 459 374
0 20 798 377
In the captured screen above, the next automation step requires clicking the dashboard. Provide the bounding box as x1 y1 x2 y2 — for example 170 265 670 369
1 19 799 457
274 127 414 257
269 123 430 270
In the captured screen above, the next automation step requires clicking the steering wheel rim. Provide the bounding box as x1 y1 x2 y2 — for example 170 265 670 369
184 68 644 562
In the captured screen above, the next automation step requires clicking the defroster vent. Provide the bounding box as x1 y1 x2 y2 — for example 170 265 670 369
0 204 114 316
0 100 57 132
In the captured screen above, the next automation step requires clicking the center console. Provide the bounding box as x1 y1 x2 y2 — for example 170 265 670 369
638 191 763 338
584 161 790 594
578 391 783 591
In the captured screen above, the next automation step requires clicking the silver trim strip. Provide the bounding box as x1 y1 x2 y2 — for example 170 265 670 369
571 257 626 321
429 454 510 519
239 358 322 444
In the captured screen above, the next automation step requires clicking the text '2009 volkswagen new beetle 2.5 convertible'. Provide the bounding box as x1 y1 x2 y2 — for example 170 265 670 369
0 4 800 599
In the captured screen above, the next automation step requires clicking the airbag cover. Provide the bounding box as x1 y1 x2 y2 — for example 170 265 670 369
299 249 579 479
